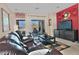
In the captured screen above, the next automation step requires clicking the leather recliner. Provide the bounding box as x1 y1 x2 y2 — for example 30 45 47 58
38 34 54 45
8 31 45 54
8 31 29 54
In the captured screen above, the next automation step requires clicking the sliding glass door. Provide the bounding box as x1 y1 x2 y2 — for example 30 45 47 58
31 20 45 34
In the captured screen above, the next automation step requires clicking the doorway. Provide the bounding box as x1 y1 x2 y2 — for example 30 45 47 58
31 20 45 34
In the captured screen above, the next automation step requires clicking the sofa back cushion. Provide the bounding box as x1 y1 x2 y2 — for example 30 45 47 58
8 32 27 53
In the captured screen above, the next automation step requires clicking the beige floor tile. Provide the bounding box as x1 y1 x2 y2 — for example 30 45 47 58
56 38 79 55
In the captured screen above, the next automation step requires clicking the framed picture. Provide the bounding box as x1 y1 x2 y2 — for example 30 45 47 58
1 8 10 32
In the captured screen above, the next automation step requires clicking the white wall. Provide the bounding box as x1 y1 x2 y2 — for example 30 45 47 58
47 13 57 36
0 4 57 39
0 4 15 38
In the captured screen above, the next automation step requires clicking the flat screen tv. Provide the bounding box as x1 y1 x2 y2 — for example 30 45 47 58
58 20 72 30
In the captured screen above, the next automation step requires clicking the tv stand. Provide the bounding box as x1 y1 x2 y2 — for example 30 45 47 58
54 29 78 42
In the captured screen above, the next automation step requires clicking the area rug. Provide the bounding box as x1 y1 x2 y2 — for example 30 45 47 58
45 41 70 51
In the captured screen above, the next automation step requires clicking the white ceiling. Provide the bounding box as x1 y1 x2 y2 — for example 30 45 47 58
6 3 75 16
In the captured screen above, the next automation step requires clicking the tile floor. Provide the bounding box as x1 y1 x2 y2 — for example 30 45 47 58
56 38 79 55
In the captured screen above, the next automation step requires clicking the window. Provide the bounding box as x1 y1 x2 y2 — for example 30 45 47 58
1 8 10 32
16 20 25 29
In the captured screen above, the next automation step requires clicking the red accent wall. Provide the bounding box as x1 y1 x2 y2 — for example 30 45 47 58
78 4 79 41
56 4 78 30
56 4 79 41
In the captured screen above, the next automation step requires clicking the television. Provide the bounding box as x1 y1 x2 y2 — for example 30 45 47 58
58 20 72 30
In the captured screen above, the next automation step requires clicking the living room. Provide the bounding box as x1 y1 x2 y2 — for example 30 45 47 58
0 3 79 55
